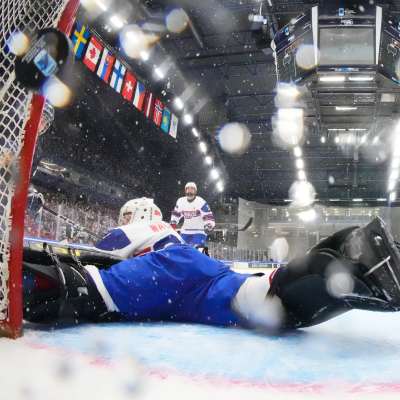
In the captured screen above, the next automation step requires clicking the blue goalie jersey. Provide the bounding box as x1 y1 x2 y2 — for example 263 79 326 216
97 245 250 327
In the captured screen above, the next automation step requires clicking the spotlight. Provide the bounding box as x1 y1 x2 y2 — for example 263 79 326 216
293 146 302 158
216 180 224 192
192 127 199 138
183 113 193 125
154 66 165 79
199 141 207 154
298 170 306 180
110 15 124 29
174 97 184 110
210 168 219 180
295 158 304 169
140 50 150 61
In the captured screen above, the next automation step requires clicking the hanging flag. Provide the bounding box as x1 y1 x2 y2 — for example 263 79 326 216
160 108 171 133
83 35 103 72
97 48 115 83
153 99 164 127
169 113 179 139
133 81 146 111
110 59 126 93
71 22 90 59
144 92 154 118
121 71 137 102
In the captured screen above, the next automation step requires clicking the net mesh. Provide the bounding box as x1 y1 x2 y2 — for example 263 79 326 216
0 0 71 326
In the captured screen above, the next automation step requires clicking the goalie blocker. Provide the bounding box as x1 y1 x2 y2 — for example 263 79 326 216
22 218 400 330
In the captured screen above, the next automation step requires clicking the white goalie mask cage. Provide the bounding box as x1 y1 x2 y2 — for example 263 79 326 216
118 197 163 225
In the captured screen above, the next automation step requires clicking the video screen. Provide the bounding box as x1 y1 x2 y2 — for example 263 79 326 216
274 11 315 83
379 21 400 84
319 27 375 65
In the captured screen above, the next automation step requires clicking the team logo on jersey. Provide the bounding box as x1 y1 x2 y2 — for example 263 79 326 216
183 210 200 218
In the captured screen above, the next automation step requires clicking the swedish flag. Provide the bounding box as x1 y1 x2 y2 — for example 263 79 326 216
71 22 90 59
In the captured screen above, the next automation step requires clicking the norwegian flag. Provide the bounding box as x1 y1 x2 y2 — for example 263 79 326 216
121 71 137 102
153 98 164 126
83 36 102 72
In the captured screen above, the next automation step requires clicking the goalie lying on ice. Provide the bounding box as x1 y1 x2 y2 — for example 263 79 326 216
23 214 400 331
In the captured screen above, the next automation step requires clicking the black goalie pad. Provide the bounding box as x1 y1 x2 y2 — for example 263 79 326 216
343 217 400 305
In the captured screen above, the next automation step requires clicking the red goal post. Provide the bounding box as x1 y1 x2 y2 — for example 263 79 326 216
0 0 80 338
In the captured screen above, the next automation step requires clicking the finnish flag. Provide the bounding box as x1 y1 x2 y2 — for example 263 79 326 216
110 59 126 93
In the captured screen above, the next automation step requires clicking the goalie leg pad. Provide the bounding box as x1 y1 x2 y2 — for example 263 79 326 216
23 261 108 323
343 217 400 305
268 250 393 329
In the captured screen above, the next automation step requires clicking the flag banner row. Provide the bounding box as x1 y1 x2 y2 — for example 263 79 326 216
71 22 178 139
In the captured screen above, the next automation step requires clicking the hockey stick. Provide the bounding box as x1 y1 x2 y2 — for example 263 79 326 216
41 204 103 240
237 217 253 232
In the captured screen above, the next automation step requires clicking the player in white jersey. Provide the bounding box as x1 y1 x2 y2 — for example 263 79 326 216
170 182 215 247
95 197 184 258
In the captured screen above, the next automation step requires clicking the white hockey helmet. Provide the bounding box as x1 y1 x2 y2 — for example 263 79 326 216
185 182 197 191
118 197 163 225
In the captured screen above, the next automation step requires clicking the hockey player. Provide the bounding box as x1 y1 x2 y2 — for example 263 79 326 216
94 197 184 258
170 182 215 247
23 217 400 330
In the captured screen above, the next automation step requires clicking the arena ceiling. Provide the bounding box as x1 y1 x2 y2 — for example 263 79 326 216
43 0 400 211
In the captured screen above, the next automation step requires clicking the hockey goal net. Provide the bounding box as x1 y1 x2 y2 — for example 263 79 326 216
0 0 79 338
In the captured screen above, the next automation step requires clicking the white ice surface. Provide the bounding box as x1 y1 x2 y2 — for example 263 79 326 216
1 310 400 400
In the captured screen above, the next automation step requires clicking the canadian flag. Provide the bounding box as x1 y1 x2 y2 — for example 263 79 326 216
83 36 103 72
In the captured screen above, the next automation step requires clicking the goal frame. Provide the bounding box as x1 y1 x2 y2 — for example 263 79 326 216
0 0 80 338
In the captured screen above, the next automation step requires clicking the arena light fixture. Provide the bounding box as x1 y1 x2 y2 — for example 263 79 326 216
154 66 165 80
191 127 199 138
216 180 224 192
320 136 326 144
110 15 124 29
199 141 207 154
277 108 303 119
377 198 387 202
293 146 302 158
204 155 212 165
210 168 219 180
352 198 363 202
96 0 108 11
295 158 304 169
388 180 396 192
348 76 374 82
389 170 399 182
336 106 358 111
298 170 306 180
390 191 397 202
277 83 300 99
183 113 193 125
174 97 184 110
392 157 400 169
319 75 345 82
140 50 150 61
